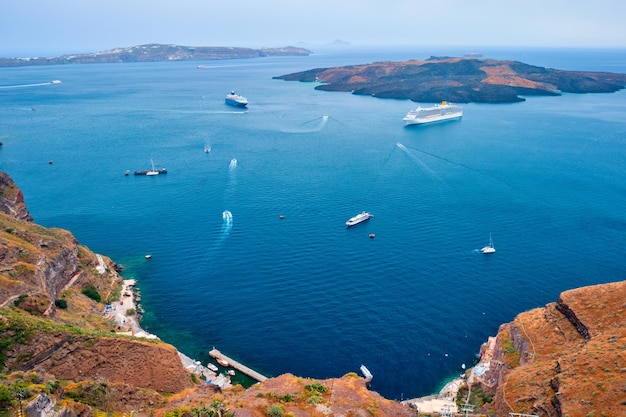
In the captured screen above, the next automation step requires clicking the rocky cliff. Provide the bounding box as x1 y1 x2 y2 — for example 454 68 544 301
0 171 105 316
471 281 626 417
0 173 33 223
0 171 194 415
158 373 414 417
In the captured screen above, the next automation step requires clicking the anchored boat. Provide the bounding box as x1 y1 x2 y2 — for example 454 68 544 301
360 364 373 380
346 211 373 227
403 101 462 125
481 234 496 254
135 159 167 176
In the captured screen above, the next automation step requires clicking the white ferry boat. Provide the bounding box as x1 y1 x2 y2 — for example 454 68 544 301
225 91 248 107
346 211 373 227
403 101 462 125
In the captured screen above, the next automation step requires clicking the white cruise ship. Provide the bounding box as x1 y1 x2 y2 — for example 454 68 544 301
403 101 463 125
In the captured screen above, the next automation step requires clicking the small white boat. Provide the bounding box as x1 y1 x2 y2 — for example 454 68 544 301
146 159 159 176
216 358 230 367
207 363 219 372
135 159 167 176
346 211 373 227
481 234 496 254
227 370 235 376
360 364 373 380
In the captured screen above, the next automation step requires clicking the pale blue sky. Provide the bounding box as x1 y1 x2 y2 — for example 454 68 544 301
2 0 625 56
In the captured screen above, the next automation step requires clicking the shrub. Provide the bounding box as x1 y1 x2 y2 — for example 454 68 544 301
14 295 28 307
304 381 328 394
54 299 67 309
0 384 14 408
81 284 101 302
279 393 295 403
267 404 283 417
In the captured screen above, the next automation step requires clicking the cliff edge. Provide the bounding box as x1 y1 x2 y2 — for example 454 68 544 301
468 281 626 417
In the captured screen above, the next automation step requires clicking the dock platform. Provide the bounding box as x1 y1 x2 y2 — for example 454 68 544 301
209 348 268 382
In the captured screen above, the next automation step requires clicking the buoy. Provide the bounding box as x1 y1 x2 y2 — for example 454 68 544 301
369 233 375 238
279 215 285 219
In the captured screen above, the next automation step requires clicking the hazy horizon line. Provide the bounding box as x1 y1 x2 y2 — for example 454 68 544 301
3 42 626 59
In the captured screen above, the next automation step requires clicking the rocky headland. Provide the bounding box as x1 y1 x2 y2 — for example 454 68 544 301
273 56 626 103
0 44 311 67
0 171 624 417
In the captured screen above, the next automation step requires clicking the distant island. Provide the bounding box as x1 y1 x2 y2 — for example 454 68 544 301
0 43 312 67
273 56 626 103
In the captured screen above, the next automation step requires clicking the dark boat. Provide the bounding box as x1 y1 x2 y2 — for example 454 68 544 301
134 168 167 176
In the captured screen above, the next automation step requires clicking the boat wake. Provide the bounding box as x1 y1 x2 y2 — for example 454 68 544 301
396 143 442 181
229 158 237 169
0 81 61 89
206 110 248 114
221 210 233 238
207 210 233 251
400 143 518 191
282 114 330 133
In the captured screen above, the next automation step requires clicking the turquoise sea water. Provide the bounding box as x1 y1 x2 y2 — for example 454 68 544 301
1 46 626 400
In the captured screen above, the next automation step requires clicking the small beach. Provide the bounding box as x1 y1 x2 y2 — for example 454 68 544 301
103 278 231 388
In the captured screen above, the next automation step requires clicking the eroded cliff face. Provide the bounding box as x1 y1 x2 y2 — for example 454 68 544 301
477 281 626 417
0 171 121 320
4 326 193 394
159 373 414 417
0 172 33 222
0 171 194 416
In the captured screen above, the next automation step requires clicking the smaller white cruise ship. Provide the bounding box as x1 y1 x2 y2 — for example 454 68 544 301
346 211 373 227
403 101 463 125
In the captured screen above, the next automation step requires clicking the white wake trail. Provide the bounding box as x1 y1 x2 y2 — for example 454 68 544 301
0 80 61 89
221 210 233 239
396 143 439 178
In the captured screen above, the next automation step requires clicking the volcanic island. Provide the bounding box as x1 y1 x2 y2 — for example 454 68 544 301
273 56 626 103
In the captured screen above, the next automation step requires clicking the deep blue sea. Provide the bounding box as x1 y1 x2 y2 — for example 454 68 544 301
1 46 626 400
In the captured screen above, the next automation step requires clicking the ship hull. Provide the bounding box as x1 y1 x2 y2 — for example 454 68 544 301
225 98 248 107
404 112 462 125
346 212 373 227
134 168 167 175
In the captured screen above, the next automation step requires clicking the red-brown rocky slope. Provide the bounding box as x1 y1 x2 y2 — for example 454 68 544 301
474 280 625 417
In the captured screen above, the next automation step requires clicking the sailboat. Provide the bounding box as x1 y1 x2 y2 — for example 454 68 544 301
481 234 496 254
146 159 159 176
134 159 168 176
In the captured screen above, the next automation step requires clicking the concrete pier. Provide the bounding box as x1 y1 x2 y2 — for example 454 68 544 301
209 348 268 382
